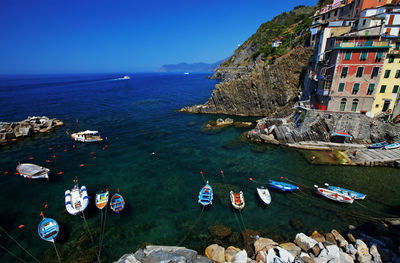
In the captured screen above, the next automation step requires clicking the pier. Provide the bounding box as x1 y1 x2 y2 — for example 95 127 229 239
347 147 400 167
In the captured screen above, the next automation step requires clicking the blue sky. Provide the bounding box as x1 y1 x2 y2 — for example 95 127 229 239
0 0 317 74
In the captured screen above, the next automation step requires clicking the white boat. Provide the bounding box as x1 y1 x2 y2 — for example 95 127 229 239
230 190 245 210
383 142 400 150
257 186 271 205
16 163 49 179
123 75 130 80
71 130 103 143
315 185 354 204
65 182 89 215
184 72 189 75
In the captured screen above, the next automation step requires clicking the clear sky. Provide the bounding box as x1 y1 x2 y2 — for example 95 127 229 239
0 0 317 74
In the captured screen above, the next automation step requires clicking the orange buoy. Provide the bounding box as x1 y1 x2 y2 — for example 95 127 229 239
52 155 56 158
249 178 253 181
49 147 53 150
28 157 34 160
58 172 63 175
91 152 94 154
14 172 19 175
280 176 284 179
80 164 84 167
4 171 8 175
93 156 97 160
44 204 48 208
18 225 25 229
200 171 203 174
46 160 51 163
40 212 43 217
73 145 76 148
64 149 68 152
220 170 223 174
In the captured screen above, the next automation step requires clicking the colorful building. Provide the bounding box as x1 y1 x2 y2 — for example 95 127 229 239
371 40 400 117
352 0 400 18
315 36 391 113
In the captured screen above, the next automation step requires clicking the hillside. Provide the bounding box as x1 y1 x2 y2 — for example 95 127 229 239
180 4 317 116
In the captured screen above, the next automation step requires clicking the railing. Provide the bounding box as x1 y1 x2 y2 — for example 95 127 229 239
334 41 390 49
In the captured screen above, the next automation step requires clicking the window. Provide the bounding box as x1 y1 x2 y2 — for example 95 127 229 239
396 70 400 78
351 99 359 112
338 83 345 92
360 51 368 61
396 43 400 50
393 85 399 93
334 9 338 16
352 83 360 94
362 19 366 26
376 51 383 62
384 70 391 78
344 51 352 60
327 12 331 19
389 56 394 63
371 67 379 78
356 67 364 77
367 84 375 95
380 85 387 93
340 99 347 111
341 67 348 78
322 14 326 20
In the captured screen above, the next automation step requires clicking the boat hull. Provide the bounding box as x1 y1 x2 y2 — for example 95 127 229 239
110 193 125 213
96 191 109 209
16 163 49 179
316 187 354 204
368 142 388 149
38 218 59 242
269 180 298 192
327 185 366 200
383 143 400 150
65 185 89 215
257 187 271 205
230 191 245 210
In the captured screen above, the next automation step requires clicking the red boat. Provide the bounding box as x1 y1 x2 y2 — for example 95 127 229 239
315 185 354 204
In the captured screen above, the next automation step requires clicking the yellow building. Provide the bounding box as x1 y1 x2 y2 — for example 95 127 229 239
371 41 400 118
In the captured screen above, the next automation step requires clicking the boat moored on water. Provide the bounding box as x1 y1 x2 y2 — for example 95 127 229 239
65 180 89 215
198 181 213 206
315 185 354 204
230 191 245 210
16 163 50 179
71 130 103 143
110 193 125 213
368 141 388 149
96 191 109 209
325 183 366 200
257 186 271 205
38 218 59 242
383 142 400 150
269 180 298 192
123 75 130 80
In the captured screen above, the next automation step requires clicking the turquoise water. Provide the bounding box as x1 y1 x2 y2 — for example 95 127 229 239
0 73 399 262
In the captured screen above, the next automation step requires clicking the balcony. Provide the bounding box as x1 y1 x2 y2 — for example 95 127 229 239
334 41 391 49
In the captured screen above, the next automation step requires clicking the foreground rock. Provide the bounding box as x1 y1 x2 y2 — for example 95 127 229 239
0 116 63 146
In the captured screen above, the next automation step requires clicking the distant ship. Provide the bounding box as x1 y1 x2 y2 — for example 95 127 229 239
184 72 189 75
123 75 130 80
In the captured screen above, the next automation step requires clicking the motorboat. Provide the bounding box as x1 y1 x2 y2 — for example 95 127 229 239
315 185 354 204
256 186 271 205
16 163 49 179
71 130 103 143
65 181 89 215
230 190 245 210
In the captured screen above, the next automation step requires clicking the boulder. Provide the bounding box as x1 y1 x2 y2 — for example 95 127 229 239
232 250 247 263
254 238 278 253
224 118 234 125
324 233 338 246
343 244 357 258
205 244 225 263
369 244 382 263
208 224 232 239
310 231 325 243
347 233 356 244
114 253 140 263
331 229 348 248
226 246 241 262
355 240 370 257
310 245 320 257
300 252 315 263
294 233 318 252
339 251 354 263
279 242 301 257
255 251 266 263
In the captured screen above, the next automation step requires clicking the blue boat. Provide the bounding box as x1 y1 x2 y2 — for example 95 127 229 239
38 218 59 242
110 193 125 213
198 181 213 206
325 184 366 200
368 141 388 149
269 180 298 192
383 142 400 150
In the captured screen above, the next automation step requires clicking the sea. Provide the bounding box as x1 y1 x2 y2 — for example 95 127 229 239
0 73 399 263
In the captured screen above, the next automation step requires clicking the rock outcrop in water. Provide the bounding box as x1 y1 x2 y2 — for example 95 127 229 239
180 48 313 117
0 116 63 146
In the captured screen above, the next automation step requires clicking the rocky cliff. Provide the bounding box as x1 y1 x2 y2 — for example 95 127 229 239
181 48 313 117
180 5 315 117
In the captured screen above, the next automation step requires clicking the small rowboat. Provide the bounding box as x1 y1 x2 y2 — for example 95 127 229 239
65 183 89 215
16 163 49 179
383 143 400 150
110 193 125 213
325 183 366 200
198 181 213 206
269 180 298 192
368 141 388 149
315 185 353 204
230 191 245 210
256 186 271 205
38 218 59 242
71 130 103 143
96 191 109 209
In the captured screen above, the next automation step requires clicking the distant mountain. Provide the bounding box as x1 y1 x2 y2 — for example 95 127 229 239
157 61 223 73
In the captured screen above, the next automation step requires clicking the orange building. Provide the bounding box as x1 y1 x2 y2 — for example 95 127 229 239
353 0 400 17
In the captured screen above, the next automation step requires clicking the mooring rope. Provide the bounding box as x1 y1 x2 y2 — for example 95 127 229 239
353 201 400 219
0 244 27 263
97 205 108 263
81 212 94 244
52 241 61 263
0 226 41 263
176 206 205 247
